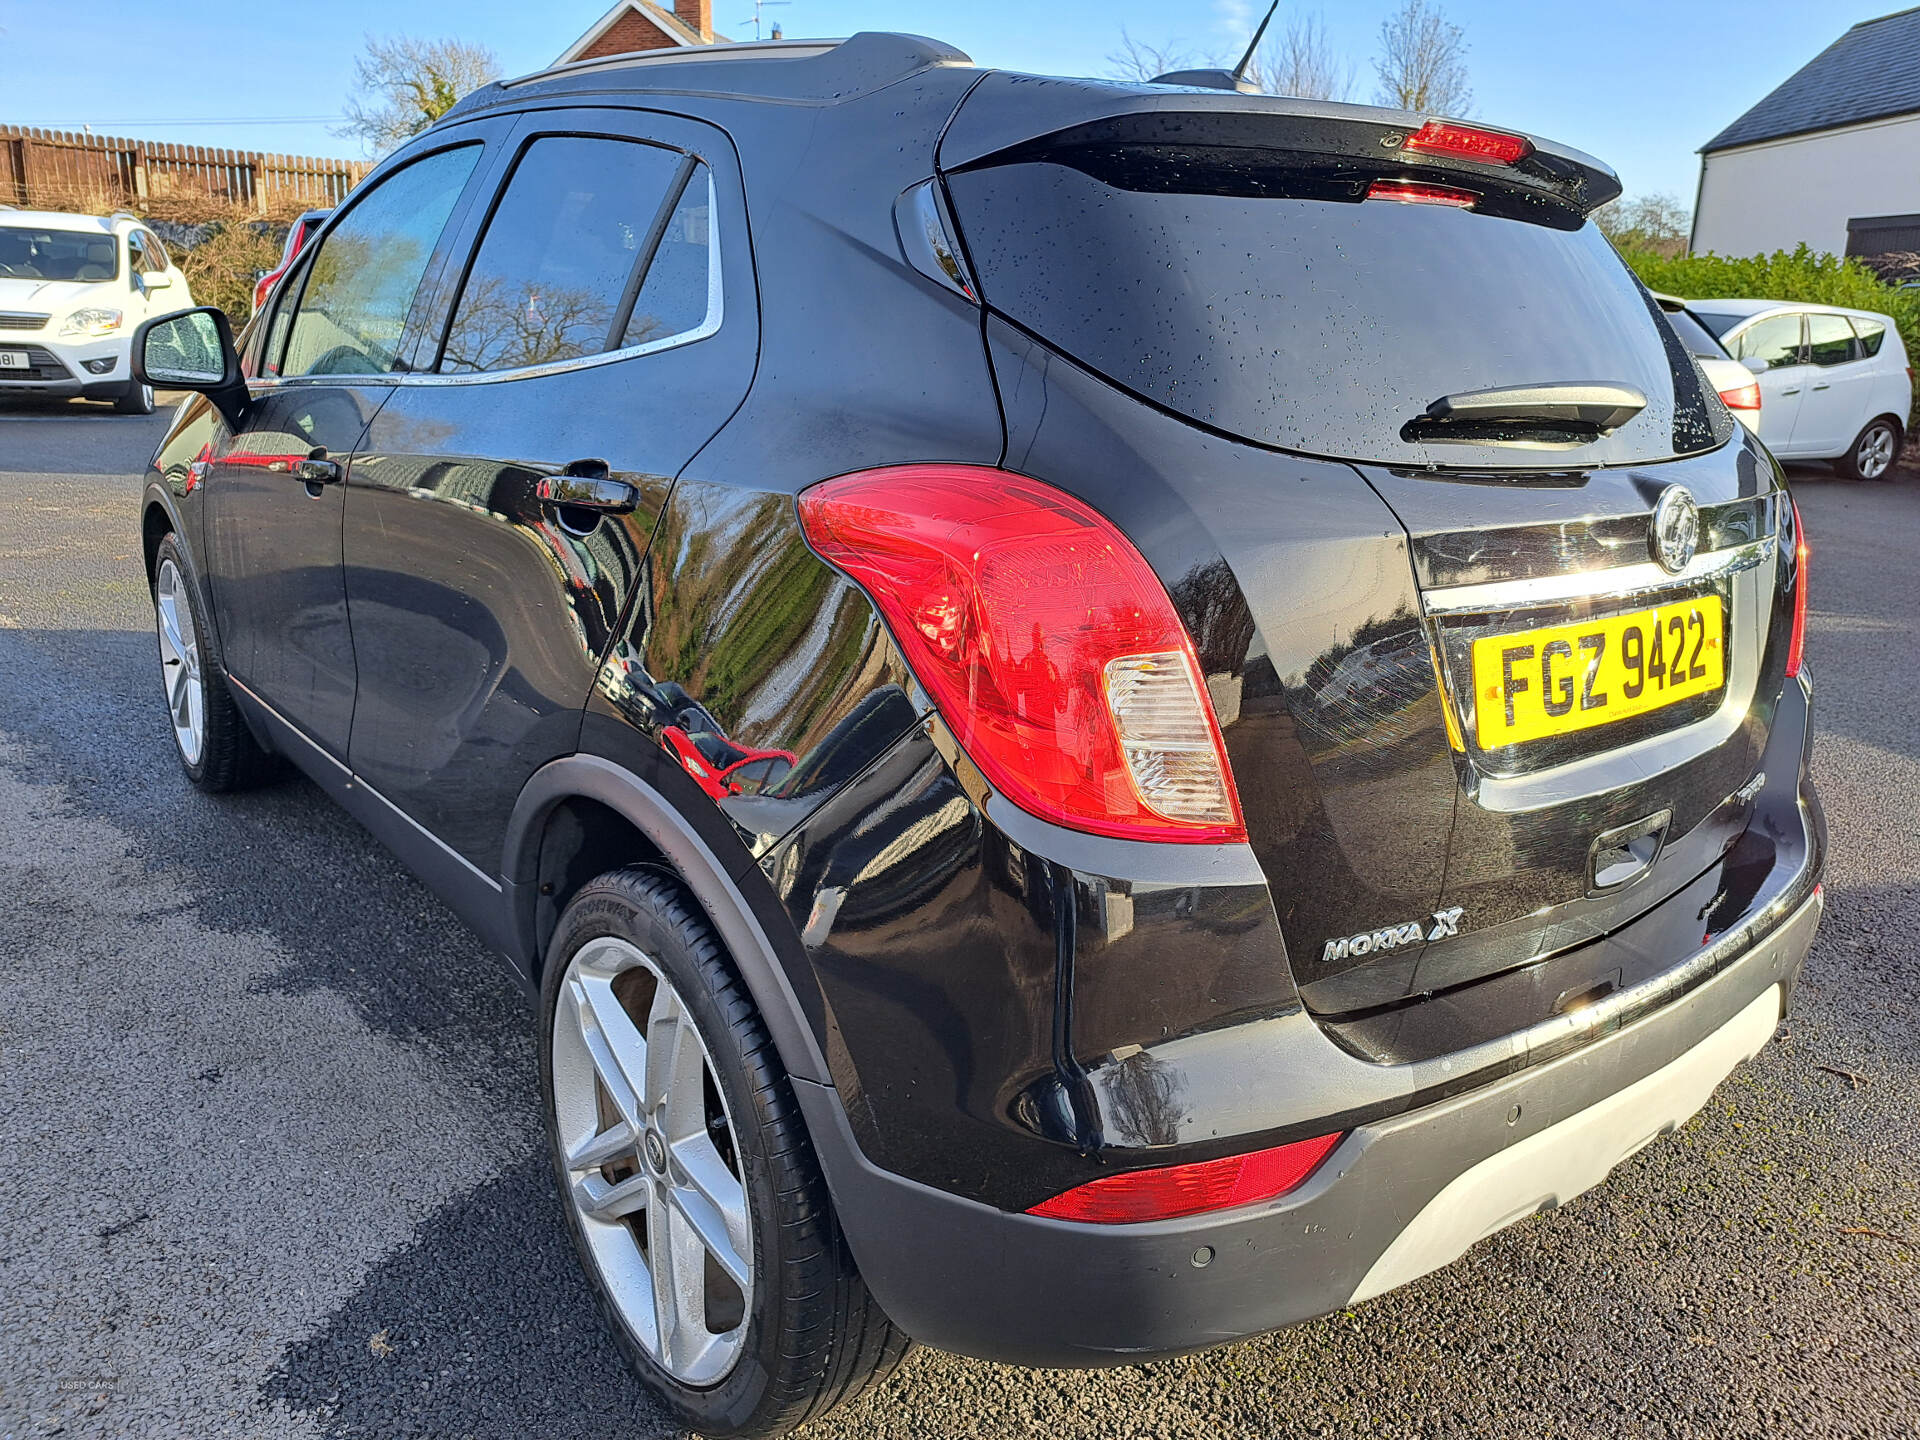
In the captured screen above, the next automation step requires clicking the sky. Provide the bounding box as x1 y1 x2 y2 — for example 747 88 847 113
0 0 1902 207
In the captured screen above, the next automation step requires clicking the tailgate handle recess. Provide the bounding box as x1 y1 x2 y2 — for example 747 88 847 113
1588 808 1671 894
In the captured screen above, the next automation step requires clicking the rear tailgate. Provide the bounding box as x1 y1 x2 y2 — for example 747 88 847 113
940 79 1788 1014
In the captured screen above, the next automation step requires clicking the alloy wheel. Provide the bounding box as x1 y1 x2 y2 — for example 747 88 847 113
551 936 754 1387
154 558 205 766
1856 423 1896 479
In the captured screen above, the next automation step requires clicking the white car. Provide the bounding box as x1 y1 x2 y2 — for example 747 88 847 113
0 208 196 414
1690 298 1911 480
1654 292 1762 435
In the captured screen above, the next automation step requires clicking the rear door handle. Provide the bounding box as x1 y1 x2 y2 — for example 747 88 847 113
1780 388 1801 396
1811 383 1831 391
537 460 637 514
295 449 343 484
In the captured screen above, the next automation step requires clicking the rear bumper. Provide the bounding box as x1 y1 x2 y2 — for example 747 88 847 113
801 878 1822 1366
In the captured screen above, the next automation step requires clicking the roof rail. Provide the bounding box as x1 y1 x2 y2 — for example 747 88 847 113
510 37 844 85
449 31 971 118
108 209 142 225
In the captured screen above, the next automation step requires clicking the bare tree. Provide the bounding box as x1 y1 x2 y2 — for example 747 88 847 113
1594 193 1692 257
1106 28 1202 83
1373 0 1471 115
339 36 501 155
1245 13 1354 101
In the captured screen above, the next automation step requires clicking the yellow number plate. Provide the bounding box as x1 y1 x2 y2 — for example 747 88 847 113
1470 596 1725 749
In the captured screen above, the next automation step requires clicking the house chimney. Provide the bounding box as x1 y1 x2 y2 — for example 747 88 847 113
675 0 713 42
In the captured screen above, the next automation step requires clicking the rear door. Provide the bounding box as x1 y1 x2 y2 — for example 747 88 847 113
941 86 1785 1013
342 107 755 868
1789 312 1875 455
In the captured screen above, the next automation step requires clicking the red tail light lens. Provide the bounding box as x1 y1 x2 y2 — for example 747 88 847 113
796 466 1244 843
1027 1133 1344 1224
1366 179 1477 209
1785 495 1809 678
1719 382 1761 412
1401 119 1532 166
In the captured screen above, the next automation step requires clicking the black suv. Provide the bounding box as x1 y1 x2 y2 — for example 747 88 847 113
134 34 1824 1438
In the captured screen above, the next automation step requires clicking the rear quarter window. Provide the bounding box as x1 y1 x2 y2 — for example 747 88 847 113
947 153 1728 469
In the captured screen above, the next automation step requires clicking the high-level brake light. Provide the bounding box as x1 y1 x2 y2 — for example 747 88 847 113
1401 119 1532 167
796 466 1245 843
1026 1133 1345 1224
1366 179 1477 209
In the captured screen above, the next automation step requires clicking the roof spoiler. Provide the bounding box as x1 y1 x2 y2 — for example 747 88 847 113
938 77 1622 218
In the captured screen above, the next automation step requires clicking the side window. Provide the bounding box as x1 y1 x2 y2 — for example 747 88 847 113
1806 313 1856 367
1850 316 1887 358
281 144 481 379
135 231 170 273
1737 314 1803 369
623 172 712 348
438 136 698 375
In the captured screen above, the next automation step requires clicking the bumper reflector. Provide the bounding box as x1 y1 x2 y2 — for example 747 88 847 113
1027 1132 1344 1224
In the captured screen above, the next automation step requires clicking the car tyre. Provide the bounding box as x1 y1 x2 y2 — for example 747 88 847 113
540 867 909 1439
151 535 278 791
1839 415 1900 481
115 381 156 416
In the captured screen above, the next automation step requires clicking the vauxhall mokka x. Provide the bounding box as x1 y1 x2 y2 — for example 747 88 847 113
133 33 1824 1437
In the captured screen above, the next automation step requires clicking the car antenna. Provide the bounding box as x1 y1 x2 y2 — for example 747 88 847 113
1148 0 1277 93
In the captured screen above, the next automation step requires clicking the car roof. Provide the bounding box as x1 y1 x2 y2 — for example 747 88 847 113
0 209 129 232
1688 297 1895 326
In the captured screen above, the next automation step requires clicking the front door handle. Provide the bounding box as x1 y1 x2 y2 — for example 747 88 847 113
1811 382 1831 391
537 460 637 515
295 449 343 484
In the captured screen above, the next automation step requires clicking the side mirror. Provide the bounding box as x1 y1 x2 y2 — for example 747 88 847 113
144 270 174 290
133 306 247 428
1741 355 1768 375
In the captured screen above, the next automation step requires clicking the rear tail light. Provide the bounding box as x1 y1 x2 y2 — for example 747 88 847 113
1027 1133 1344 1224
1785 495 1809 678
1400 119 1532 166
796 466 1244 843
1719 382 1761 412
1366 179 1477 209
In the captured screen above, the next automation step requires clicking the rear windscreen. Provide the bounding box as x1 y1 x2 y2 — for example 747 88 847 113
946 154 1730 469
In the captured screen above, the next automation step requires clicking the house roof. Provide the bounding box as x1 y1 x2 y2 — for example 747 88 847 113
555 1 731 66
1704 6 1920 153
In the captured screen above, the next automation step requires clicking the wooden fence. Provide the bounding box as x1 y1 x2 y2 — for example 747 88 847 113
0 126 369 216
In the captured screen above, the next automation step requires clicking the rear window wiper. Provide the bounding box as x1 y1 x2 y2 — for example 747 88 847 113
1402 382 1648 444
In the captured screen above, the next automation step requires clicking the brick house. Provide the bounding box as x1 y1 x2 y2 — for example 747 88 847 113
556 0 730 65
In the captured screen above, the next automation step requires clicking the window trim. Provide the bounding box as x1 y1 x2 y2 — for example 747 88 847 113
417 141 723 387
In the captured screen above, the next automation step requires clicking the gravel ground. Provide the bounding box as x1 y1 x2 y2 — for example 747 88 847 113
0 399 1915 1439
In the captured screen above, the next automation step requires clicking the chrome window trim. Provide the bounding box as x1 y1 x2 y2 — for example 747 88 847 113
1419 535 1773 617
252 171 722 395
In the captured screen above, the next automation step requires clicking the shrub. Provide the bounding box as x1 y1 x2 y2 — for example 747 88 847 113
1621 243 1920 426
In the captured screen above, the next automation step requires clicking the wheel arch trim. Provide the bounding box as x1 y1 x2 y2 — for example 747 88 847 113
504 753 830 1086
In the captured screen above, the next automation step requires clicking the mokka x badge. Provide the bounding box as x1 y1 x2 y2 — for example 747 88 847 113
1649 485 1700 575
1322 907 1464 964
